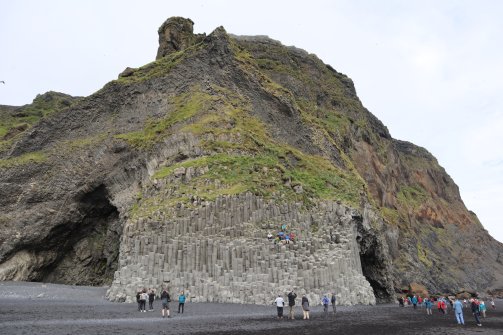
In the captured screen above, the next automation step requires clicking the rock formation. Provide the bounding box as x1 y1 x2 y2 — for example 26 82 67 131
1 17 502 305
156 17 206 59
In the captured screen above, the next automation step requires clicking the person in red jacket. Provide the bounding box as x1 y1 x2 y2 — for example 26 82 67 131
437 299 446 314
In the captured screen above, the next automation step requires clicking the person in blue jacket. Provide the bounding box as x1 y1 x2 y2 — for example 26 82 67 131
453 298 464 325
178 291 186 314
424 298 433 315
411 295 418 309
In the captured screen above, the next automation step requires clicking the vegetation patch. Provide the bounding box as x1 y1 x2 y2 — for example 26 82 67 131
397 184 428 210
0 152 47 168
115 87 217 147
115 43 203 85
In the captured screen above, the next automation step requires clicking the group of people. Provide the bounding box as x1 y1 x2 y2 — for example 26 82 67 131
398 294 496 327
273 290 337 320
267 223 297 245
136 288 187 318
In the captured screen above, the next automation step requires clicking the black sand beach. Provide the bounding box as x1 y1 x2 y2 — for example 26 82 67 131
1 282 502 335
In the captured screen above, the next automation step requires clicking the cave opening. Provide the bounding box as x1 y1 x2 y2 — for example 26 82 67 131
41 184 121 285
354 214 394 303
360 248 392 303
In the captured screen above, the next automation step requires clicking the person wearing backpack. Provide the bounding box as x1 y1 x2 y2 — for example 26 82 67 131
331 292 337 315
322 295 330 318
140 289 148 312
470 298 482 327
160 289 171 318
287 290 297 320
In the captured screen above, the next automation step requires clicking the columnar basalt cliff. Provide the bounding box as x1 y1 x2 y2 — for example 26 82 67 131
0 17 502 304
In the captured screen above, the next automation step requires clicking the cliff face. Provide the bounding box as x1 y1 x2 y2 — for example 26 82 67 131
0 17 502 303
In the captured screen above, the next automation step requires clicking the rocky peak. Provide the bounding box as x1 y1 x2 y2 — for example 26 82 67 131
156 16 206 59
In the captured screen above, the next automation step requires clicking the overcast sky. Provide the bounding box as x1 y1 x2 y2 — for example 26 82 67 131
1 0 502 243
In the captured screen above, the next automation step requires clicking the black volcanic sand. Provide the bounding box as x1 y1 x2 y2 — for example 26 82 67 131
1 282 502 335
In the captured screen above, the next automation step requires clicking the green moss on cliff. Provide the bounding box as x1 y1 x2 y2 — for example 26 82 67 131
115 87 216 147
116 43 203 85
397 184 428 209
0 92 75 153
417 242 433 268
0 152 47 168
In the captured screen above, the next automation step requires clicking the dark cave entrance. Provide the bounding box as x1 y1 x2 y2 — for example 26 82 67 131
354 215 394 303
41 184 121 285
360 248 392 303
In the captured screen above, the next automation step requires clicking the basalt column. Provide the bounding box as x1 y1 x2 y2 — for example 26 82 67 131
107 194 376 305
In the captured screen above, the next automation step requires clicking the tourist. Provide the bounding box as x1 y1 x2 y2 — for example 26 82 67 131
178 291 186 314
470 298 482 326
479 300 487 318
274 294 285 319
463 298 468 308
140 288 148 312
148 288 155 311
136 290 142 312
424 297 433 315
301 295 310 320
287 290 297 320
411 295 418 309
490 298 496 309
438 298 446 314
331 292 337 315
453 298 464 325
322 295 330 318
160 288 171 318
267 232 273 240
398 296 404 307
417 296 423 308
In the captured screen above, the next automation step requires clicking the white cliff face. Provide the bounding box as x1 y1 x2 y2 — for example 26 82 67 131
106 193 376 306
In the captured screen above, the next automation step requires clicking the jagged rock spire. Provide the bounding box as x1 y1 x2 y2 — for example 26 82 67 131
156 17 206 59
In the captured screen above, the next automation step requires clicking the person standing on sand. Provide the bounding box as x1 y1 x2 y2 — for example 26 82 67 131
321 295 330 318
479 300 486 318
274 294 285 319
331 292 337 315
136 290 142 312
301 295 310 320
490 298 496 309
411 295 418 309
470 298 482 327
148 288 155 311
178 291 186 314
453 298 464 325
424 298 433 315
287 290 297 320
140 289 148 312
160 289 171 318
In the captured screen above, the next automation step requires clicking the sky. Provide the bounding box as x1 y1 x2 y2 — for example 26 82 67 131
1 0 502 242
